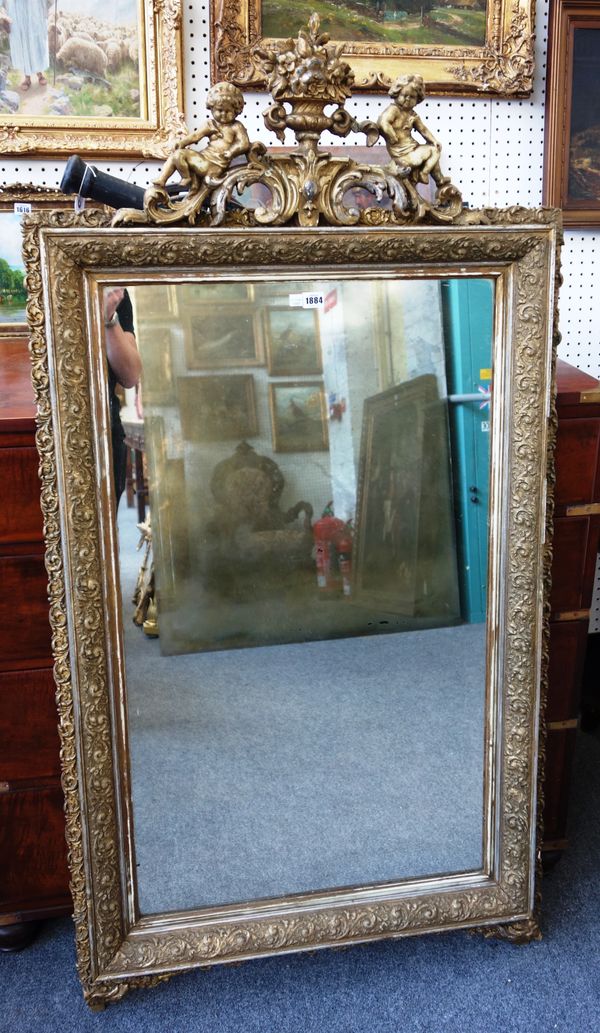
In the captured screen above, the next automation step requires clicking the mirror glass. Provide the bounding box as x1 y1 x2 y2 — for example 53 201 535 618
110 275 494 915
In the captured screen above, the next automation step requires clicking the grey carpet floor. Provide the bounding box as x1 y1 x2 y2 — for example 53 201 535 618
116 506 486 913
1 729 599 1032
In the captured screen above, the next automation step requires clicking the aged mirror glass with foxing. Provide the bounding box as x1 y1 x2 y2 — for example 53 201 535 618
24 18 560 1009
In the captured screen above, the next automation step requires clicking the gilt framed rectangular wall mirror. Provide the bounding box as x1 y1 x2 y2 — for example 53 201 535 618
24 207 560 1008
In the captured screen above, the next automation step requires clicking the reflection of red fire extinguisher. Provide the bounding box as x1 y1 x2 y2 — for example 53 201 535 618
335 529 353 597
313 503 346 593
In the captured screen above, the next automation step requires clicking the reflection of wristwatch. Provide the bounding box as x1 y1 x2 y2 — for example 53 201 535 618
104 312 118 328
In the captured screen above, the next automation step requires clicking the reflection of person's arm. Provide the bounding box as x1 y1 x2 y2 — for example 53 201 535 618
104 286 142 389
105 324 141 389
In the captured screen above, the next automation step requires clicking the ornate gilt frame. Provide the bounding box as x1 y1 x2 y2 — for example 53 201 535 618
24 203 560 1007
0 0 186 157
210 0 535 96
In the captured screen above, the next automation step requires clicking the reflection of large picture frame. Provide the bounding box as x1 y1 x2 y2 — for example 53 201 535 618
269 380 329 453
0 0 185 156
0 184 86 337
176 282 254 307
178 374 258 442
353 376 460 620
210 0 534 96
137 325 176 406
184 304 264 369
265 306 322 376
130 283 178 323
544 0 600 225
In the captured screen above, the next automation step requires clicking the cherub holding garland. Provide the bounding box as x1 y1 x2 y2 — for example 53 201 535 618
378 74 450 188
153 82 251 192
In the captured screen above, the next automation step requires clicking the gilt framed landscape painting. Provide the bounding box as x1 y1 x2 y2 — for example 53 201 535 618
210 0 535 96
0 184 79 336
0 0 185 155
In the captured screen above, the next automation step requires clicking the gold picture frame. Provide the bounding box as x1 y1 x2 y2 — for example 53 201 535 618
0 0 186 157
23 207 559 1008
210 0 535 96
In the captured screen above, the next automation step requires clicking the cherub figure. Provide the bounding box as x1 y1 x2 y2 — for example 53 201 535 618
154 82 250 192
378 74 450 188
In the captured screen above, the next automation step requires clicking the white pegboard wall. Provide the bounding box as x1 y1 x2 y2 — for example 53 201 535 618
558 232 600 381
0 0 598 380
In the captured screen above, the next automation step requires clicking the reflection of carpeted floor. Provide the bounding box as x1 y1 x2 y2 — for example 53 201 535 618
3 730 599 1030
118 505 486 916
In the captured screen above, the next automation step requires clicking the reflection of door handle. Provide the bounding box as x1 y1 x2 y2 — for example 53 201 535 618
448 393 491 403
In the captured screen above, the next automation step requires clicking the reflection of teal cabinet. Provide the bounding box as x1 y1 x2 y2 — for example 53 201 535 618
441 280 493 624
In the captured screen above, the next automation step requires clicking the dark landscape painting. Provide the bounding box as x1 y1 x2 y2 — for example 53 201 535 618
568 27 600 204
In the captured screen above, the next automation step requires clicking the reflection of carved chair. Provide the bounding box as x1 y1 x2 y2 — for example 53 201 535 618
203 442 314 597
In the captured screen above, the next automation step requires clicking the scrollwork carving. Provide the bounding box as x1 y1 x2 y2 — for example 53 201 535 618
449 8 535 95
115 15 466 230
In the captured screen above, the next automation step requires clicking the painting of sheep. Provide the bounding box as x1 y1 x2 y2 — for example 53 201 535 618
0 0 142 119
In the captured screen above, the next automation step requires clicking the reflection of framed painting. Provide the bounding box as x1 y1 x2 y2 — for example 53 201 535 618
353 375 460 619
178 375 258 442
0 0 185 156
269 381 328 453
545 1 600 225
265 307 322 376
0 185 81 337
130 283 178 323
184 304 263 369
176 282 253 308
138 326 176 406
210 0 534 97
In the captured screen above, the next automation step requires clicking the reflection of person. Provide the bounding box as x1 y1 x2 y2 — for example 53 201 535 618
104 288 142 507
6 0 49 91
153 82 250 191
378 74 449 187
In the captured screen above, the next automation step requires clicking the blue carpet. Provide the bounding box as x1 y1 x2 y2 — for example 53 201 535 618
1 729 599 1032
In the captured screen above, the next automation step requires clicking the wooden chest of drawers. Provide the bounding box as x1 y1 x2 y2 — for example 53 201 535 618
0 338 71 950
543 358 600 861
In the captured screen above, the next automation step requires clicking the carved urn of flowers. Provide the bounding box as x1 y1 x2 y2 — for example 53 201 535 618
257 13 357 149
